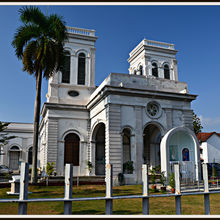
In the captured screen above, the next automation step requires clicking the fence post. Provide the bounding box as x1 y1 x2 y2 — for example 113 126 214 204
64 164 73 215
203 163 210 215
142 164 149 215
174 163 181 215
18 162 29 215
105 164 113 215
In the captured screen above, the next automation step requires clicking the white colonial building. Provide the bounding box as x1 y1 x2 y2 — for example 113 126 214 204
197 132 220 164
1 26 201 184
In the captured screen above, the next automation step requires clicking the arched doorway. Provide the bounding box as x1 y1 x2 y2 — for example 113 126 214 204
143 124 161 169
9 146 20 170
93 123 105 175
160 126 200 181
64 133 80 166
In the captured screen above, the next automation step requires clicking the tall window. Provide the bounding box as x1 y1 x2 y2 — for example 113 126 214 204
152 63 158 77
78 53 86 85
139 65 143 75
182 148 190 161
28 147 33 165
61 51 71 83
164 64 170 79
122 129 131 163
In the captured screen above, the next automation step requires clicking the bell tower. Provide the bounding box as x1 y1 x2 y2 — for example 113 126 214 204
128 39 178 81
47 26 98 105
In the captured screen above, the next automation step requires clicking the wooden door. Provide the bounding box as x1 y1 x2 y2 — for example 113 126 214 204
64 133 80 166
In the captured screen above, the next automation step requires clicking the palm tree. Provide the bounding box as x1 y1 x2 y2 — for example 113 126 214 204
12 6 68 184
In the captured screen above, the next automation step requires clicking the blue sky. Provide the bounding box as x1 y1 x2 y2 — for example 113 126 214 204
0 4 220 132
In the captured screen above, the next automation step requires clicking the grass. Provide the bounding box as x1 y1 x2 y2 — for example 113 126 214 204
0 184 220 215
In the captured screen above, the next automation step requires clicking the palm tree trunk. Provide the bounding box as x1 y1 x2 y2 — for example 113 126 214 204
31 69 42 185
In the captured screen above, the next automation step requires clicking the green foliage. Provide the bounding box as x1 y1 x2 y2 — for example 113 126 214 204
123 161 134 174
168 172 175 189
193 111 203 135
12 6 68 77
0 121 15 155
160 171 166 186
86 160 93 172
150 167 156 185
46 162 55 177
212 166 217 178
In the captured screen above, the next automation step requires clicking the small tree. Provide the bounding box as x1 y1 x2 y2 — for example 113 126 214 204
193 111 203 135
46 162 55 177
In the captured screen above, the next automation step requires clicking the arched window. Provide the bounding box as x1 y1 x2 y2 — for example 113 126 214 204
9 146 20 170
139 65 143 75
64 133 80 166
61 51 71 83
78 53 86 85
28 147 33 165
152 62 158 77
182 148 190 161
122 128 132 174
164 64 170 79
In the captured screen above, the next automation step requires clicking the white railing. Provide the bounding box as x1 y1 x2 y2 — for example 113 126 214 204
144 39 175 50
66 26 96 37
0 163 217 215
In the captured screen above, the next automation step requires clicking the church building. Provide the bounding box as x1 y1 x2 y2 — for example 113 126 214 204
1 26 200 184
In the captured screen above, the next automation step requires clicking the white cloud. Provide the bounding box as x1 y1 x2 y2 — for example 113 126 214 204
199 115 220 132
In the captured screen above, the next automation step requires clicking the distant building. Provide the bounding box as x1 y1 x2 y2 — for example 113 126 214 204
0 123 34 170
197 132 220 164
0 26 200 184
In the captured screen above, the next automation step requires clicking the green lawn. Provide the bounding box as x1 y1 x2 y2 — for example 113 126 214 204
0 184 220 215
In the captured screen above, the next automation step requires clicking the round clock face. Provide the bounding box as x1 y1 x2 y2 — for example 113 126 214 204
146 101 161 118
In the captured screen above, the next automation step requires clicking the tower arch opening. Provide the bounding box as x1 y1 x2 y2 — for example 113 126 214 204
91 122 106 176
143 124 161 169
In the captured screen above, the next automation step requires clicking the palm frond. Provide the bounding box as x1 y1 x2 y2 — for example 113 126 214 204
47 14 68 42
23 40 38 75
19 6 47 28
12 24 41 59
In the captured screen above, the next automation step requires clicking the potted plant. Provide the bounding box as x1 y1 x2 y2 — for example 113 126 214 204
150 167 157 191
160 171 166 192
169 172 175 193
123 161 134 174
86 160 93 175
212 165 217 185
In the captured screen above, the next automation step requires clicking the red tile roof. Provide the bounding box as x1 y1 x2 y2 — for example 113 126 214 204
197 132 220 142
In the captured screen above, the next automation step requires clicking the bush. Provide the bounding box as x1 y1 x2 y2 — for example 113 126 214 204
46 162 55 177
123 161 134 174
168 172 175 189
160 171 166 186
150 167 156 185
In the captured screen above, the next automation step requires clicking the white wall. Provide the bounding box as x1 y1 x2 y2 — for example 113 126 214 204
206 134 220 163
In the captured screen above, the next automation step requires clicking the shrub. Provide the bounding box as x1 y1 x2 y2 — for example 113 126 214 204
168 172 175 189
123 161 134 174
160 171 166 186
46 162 55 177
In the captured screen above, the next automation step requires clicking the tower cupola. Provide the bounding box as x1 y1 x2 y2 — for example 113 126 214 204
128 39 178 81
